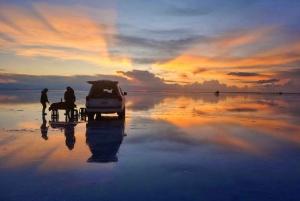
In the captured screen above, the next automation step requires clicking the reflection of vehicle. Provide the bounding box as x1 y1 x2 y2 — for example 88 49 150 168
85 80 127 120
86 118 125 163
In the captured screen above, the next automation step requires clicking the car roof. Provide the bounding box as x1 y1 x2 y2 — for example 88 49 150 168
87 80 119 85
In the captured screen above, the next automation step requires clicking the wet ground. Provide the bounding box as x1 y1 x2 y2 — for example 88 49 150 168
0 90 300 201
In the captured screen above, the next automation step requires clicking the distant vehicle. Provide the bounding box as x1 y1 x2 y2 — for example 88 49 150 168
85 80 127 120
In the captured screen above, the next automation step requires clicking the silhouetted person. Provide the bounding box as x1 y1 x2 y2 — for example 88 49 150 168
40 115 49 140
40 88 49 116
64 86 76 120
64 125 76 150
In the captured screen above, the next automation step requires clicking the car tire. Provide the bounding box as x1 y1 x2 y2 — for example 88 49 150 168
118 108 125 119
96 113 101 120
87 112 95 121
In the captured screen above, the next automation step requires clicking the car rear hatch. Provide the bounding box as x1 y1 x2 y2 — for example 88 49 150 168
86 81 121 108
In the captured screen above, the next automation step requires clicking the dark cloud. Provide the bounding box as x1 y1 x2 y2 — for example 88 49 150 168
30 3 60 35
0 12 25 33
227 68 300 93
228 72 260 77
242 78 280 85
164 80 191 84
116 70 182 90
192 108 207 115
276 68 300 80
256 78 280 84
179 73 189 79
0 32 15 43
164 5 212 16
182 80 250 92
141 28 196 38
257 100 280 107
193 68 209 75
228 60 300 72
250 80 300 93
112 34 203 64
2 70 292 92
227 108 258 112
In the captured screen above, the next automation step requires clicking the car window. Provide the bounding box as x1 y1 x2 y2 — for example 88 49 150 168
90 84 118 99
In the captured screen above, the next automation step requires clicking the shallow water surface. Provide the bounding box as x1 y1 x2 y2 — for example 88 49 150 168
0 90 300 201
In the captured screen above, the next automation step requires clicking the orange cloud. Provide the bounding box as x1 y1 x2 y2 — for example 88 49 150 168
158 26 300 86
216 26 274 51
0 3 131 68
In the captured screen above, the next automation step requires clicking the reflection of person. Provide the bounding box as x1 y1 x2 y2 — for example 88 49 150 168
64 86 76 120
64 125 76 150
40 115 49 140
40 88 49 115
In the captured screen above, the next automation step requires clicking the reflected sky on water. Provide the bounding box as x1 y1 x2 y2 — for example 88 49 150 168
0 90 300 201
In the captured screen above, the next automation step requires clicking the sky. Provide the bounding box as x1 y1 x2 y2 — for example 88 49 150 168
0 0 300 92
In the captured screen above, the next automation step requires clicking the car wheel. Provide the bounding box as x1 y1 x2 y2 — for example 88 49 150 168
96 113 101 120
87 112 95 121
118 108 125 119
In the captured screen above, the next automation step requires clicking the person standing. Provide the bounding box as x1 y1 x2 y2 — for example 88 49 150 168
40 88 49 116
64 86 76 120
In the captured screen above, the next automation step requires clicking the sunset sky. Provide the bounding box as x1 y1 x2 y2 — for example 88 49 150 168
1 0 300 92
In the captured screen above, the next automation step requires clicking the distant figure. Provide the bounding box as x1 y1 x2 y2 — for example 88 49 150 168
64 86 76 120
40 115 49 140
40 88 49 115
279 92 283 95
214 91 219 97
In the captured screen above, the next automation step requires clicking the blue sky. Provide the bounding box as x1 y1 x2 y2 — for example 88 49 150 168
0 0 300 92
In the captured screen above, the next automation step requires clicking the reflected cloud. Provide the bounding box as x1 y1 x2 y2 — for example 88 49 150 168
127 92 228 112
227 108 258 112
125 93 300 156
85 117 125 163
126 117 264 155
0 90 88 105
0 91 37 104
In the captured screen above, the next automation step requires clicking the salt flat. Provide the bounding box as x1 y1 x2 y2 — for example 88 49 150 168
1 90 300 201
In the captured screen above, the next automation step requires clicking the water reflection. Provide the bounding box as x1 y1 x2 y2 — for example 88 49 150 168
65 125 76 150
49 121 77 150
40 116 49 140
1 90 300 201
0 90 88 105
126 93 300 156
126 92 226 111
86 117 125 163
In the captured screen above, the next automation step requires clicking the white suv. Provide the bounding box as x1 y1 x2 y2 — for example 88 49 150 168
85 80 127 120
